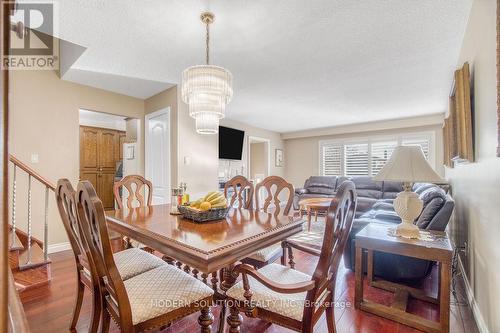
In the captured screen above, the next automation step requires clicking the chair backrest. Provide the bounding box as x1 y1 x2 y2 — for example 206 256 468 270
304 180 357 319
113 175 152 209
224 175 254 209
55 179 86 265
255 176 294 215
76 181 133 327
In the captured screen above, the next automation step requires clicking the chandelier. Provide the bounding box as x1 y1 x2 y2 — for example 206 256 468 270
181 12 233 134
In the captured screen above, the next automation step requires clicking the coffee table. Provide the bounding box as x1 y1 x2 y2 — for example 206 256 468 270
298 197 332 231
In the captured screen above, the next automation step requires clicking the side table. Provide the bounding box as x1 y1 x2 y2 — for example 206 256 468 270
354 223 453 333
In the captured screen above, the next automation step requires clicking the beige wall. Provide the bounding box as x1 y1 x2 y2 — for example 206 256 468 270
9 70 144 246
284 124 444 188
250 142 267 179
446 0 499 332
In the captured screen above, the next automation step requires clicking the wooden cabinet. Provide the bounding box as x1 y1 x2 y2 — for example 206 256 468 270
79 126 126 210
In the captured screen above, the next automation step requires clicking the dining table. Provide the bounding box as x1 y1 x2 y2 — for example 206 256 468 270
105 204 305 332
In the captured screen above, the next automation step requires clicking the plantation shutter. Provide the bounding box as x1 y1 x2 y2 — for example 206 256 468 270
321 143 342 176
370 141 398 176
344 143 369 176
402 136 430 159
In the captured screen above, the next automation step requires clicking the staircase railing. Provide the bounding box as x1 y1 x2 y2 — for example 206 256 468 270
9 155 55 263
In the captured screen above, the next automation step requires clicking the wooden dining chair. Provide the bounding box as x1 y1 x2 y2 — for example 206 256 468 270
56 179 166 333
113 175 155 252
242 175 294 268
226 180 357 333
224 175 254 209
76 180 214 333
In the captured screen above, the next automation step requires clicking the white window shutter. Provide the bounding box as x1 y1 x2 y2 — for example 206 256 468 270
402 136 430 159
321 144 342 176
370 141 398 176
344 143 369 176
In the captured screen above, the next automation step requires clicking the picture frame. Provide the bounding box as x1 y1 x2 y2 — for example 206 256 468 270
275 148 284 167
444 62 474 166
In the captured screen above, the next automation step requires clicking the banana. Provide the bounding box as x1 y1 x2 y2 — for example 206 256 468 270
209 195 226 205
212 199 227 208
205 192 222 202
203 191 218 201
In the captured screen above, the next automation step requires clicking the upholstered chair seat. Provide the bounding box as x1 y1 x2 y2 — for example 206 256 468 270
246 243 283 262
82 247 165 281
226 263 326 321
120 265 214 325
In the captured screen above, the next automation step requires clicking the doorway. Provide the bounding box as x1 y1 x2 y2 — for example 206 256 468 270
248 136 270 183
79 109 138 210
145 108 170 204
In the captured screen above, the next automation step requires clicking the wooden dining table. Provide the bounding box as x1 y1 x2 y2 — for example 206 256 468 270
105 204 305 332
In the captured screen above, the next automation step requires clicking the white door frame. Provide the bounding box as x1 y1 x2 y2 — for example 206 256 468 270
145 107 171 203
247 136 271 180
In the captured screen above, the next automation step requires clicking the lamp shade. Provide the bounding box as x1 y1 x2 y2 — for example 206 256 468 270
373 146 444 183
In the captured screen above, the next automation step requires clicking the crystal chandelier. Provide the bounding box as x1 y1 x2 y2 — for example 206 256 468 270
181 12 233 134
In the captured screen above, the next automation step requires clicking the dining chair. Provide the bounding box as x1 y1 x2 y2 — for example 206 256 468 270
113 175 154 251
56 179 166 333
226 180 357 333
224 175 254 209
76 180 214 333
242 176 294 269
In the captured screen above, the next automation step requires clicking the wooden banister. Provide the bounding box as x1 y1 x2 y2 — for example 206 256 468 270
9 155 55 191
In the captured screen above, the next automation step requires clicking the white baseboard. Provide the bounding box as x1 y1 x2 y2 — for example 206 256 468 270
457 257 490 333
47 242 71 254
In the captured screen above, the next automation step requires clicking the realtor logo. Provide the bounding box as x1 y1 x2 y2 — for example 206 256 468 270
2 1 58 70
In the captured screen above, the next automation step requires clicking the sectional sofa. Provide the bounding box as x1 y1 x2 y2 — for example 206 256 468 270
294 176 454 281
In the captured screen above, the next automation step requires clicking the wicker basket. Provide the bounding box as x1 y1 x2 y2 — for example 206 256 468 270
178 204 230 223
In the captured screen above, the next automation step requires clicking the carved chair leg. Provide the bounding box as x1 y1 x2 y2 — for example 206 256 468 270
69 280 85 331
227 306 243 333
287 245 295 269
198 307 214 333
100 307 111 333
281 242 287 266
89 287 101 333
326 304 336 333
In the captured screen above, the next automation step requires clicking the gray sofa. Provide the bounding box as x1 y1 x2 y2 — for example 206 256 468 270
294 176 454 281
294 176 404 217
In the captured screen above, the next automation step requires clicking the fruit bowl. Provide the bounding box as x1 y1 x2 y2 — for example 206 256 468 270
178 204 230 223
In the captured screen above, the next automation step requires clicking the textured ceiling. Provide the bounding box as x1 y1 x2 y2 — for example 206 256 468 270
47 0 472 132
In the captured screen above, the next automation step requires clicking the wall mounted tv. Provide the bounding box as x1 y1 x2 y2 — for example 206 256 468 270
219 126 245 160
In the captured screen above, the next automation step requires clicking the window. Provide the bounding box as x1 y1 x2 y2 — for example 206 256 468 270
320 133 433 177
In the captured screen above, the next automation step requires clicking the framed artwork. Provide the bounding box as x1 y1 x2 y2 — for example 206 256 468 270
444 62 474 166
275 149 284 167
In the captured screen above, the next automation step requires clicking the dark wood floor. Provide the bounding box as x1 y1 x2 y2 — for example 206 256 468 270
20 246 479 333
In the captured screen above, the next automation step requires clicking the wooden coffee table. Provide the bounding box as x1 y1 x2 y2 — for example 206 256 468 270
354 223 453 333
298 197 332 231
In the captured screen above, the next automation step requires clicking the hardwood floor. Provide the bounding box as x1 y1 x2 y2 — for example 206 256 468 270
20 244 479 333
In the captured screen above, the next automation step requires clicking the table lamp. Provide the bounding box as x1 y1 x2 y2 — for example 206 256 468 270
373 146 444 239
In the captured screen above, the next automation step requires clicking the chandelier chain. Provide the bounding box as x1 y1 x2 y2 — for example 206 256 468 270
205 21 210 65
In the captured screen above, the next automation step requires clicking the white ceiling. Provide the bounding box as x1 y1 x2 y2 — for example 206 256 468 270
43 0 473 132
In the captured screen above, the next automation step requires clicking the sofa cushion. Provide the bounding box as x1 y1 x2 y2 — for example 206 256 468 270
356 197 378 216
418 186 446 205
413 183 435 195
382 181 403 199
335 176 349 190
351 177 383 191
416 197 445 229
306 186 336 195
305 176 337 189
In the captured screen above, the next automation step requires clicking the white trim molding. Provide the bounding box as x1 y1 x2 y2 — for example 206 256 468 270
458 257 490 333
48 242 72 254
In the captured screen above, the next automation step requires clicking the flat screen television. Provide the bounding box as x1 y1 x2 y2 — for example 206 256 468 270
219 126 245 160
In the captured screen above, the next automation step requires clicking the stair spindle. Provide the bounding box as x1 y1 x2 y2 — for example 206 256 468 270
43 186 49 261
26 174 32 265
11 165 17 248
